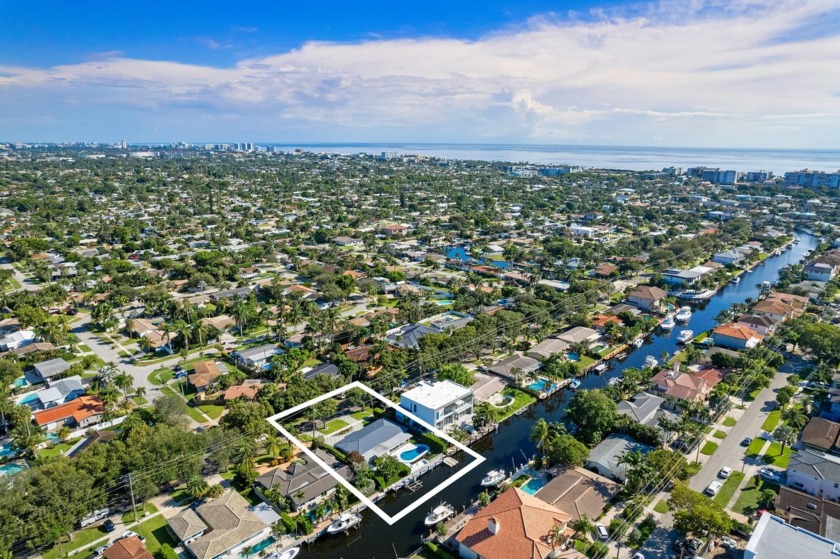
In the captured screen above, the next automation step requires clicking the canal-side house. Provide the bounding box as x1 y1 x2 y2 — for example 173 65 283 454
334 418 412 463
398 380 473 431
454 487 572 559
556 327 601 348
627 286 668 312
712 323 764 350
486 354 542 382
526 338 571 361
254 451 347 512
585 434 653 482
535 467 620 522
168 490 270 559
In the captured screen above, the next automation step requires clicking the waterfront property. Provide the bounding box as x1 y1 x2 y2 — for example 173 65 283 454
254 452 346 512
168 490 270 559
585 434 653 482
535 467 619 522
334 418 412 463
399 380 473 431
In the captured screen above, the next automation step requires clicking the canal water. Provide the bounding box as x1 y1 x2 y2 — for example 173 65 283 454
305 233 818 559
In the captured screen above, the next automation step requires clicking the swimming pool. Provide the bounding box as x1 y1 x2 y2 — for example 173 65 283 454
398 444 430 464
18 393 40 406
0 463 27 477
12 377 28 389
521 477 547 495
566 352 580 361
0 443 17 458
528 379 558 393
246 536 277 556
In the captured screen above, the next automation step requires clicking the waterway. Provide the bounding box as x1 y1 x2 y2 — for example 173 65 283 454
303 233 819 559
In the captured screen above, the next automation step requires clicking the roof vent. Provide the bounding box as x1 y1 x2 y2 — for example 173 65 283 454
488 517 500 535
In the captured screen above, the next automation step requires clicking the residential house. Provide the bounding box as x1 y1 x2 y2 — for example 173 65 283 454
650 368 712 407
187 361 224 393
334 418 412 462
487 355 542 382
712 251 743 265
535 467 619 522
775 486 840 540
627 286 668 312
30 358 72 383
302 362 341 382
32 395 105 432
381 224 408 237
662 266 712 286
200 314 236 332
233 344 279 370
399 380 473 430
526 338 570 361
103 536 154 559
222 380 265 402
0 329 35 351
744 513 839 559
593 263 618 278
255 452 347 511
469 373 507 403
454 488 572 559
801 418 840 456
168 490 270 559
736 314 780 336
616 392 677 431
785 450 840 502
590 314 623 334
23 375 85 410
712 323 764 349
386 323 438 350
585 434 653 482
805 262 837 282
556 327 601 348
210 286 255 301
752 299 799 322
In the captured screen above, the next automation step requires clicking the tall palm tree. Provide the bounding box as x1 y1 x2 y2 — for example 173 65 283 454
113 372 134 404
530 418 551 455
570 515 595 541
173 319 191 352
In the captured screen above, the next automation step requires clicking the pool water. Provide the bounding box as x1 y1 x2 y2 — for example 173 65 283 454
0 463 27 477
399 444 430 463
0 443 17 458
521 477 547 495
528 379 558 393
246 536 277 556
566 352 580 361
12 377 28 388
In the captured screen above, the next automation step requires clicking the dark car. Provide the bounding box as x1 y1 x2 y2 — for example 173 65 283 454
672 539 686 552
686 538 704 553
741 437 752 447
103 519 115 532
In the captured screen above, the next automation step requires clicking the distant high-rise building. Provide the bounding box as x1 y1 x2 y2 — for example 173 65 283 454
689 167 740 185
744 171 773 182
120 138 128 149
784 170 840 188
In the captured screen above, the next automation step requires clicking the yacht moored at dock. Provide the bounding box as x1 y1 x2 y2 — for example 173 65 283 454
675 306 692 321
424 503 455 526
480 469 506 487
677 330 694 344
327 512 362 535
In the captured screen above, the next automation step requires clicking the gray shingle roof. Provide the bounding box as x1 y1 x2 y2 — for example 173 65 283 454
335 419 411 460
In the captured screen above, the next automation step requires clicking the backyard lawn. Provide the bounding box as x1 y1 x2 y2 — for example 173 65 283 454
199 404 225 420
321 418 350 435
700 441 719 456
498 387 537 421
712 471 745 507
761 410 781 432
39 438 81 458
733 477 779 516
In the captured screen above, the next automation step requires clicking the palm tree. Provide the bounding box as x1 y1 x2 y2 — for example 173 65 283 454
135 386 147 401
530 418 551 455
547 523 566 551
173 319 191 352
264 435 282 464
773 424 797 454
113 372 134 404
186 475 209 499
570 515 595 541
782 407 809 431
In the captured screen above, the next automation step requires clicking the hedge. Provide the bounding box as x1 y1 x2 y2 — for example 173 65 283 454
415 432 448 455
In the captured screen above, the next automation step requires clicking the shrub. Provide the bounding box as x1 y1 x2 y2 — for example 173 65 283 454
295 515 313 535
609 518 629 538
588 541 609 559
279 512 296 534
416 432 448 455
155 544 178 559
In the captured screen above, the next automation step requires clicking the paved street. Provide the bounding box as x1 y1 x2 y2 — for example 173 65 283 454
0 258 40 292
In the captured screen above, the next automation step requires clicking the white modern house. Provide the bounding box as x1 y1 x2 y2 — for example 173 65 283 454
399 380 473 431
785 450 840 502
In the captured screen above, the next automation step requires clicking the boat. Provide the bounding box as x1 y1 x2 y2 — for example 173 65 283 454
607 377 619 386
632 337 644 348
424 503 455 526
644 355 658 368
677 330 694 343
660 315 676 330
730 276 740 284
761 281 772 290
269 549 300 559
675 306 692 321
569 379 582 390
327 512 362 534
593 363 608 374
481 469 506 487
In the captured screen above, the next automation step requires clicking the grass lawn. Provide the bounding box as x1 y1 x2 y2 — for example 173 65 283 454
351 408 373 421
77 343 92 353
170 486 195 506
159 386 207 423
723 416 737 427
579 355 597 370
761 410 781 432
220 469 235 480
39 439 81 458
498 387 537 421
133 395 148 405
700 441 719 455
713 430 727 440
746 437 767 458
149 368 174 385
121 502 159 524
134 514 178 554
43 525 110 559
302 357 321 368
713 471 745 507
763 442 792 468
733 478 779 515
199 404 225 420
746 387 762 401
117 349 132 358
653 499 670 514
321 418 349 435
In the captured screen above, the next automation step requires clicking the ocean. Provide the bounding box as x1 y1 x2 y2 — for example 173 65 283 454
269 142 840 174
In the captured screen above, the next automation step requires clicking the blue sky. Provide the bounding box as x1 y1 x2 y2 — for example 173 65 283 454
1 0 839 147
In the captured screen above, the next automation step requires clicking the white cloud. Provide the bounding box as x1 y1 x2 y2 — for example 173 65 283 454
1 0 839 146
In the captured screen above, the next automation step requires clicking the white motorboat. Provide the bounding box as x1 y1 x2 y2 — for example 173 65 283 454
677 330 694 343
569 379 582 390
632 337 644 348
675 306 692 322
660 315 676 330
608 377 619 386
327 512 362 534
730 276 740 284
269 548 300 559
481 469 506 487
644 355 659 368
424 503 455 526
593 363 608 374
761 281 772 290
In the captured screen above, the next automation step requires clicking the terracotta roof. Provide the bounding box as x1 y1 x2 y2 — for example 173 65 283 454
104 537 153 559
629 286 667 301
223 380 263 401
32 395 104 426
695 367 726 388
189 361 223 389
713 323 763 341
456 488 571 559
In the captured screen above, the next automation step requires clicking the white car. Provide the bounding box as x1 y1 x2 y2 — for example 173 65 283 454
720 536 737 549
117 531 145 544
631 553 645 559
705 481 722 496
718 466 732 479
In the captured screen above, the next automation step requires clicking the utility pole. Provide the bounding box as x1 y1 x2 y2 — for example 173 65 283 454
128 472 138 524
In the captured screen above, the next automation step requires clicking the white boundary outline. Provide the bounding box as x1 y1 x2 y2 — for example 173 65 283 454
266 381 485 525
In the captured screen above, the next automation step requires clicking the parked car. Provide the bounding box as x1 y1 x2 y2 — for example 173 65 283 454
686 538 704 553
103 519 115 533
741 437 753 447
174 370 188 379
720 536 738 549
705 481 723 496
758 468 781 482
117 531 145 543
719 466 732 479
596 524 609 540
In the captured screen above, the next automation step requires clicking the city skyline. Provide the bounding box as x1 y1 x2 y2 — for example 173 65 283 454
1 0 840 148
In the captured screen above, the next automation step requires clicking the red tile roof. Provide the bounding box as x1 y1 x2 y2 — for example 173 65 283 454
33 396 104 427
104 537 154 559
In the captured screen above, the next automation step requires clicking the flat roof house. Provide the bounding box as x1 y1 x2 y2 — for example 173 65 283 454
168 490 270 559
744 513 839 559
334 418 412 462
399 380 473 431
786 450 840 503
